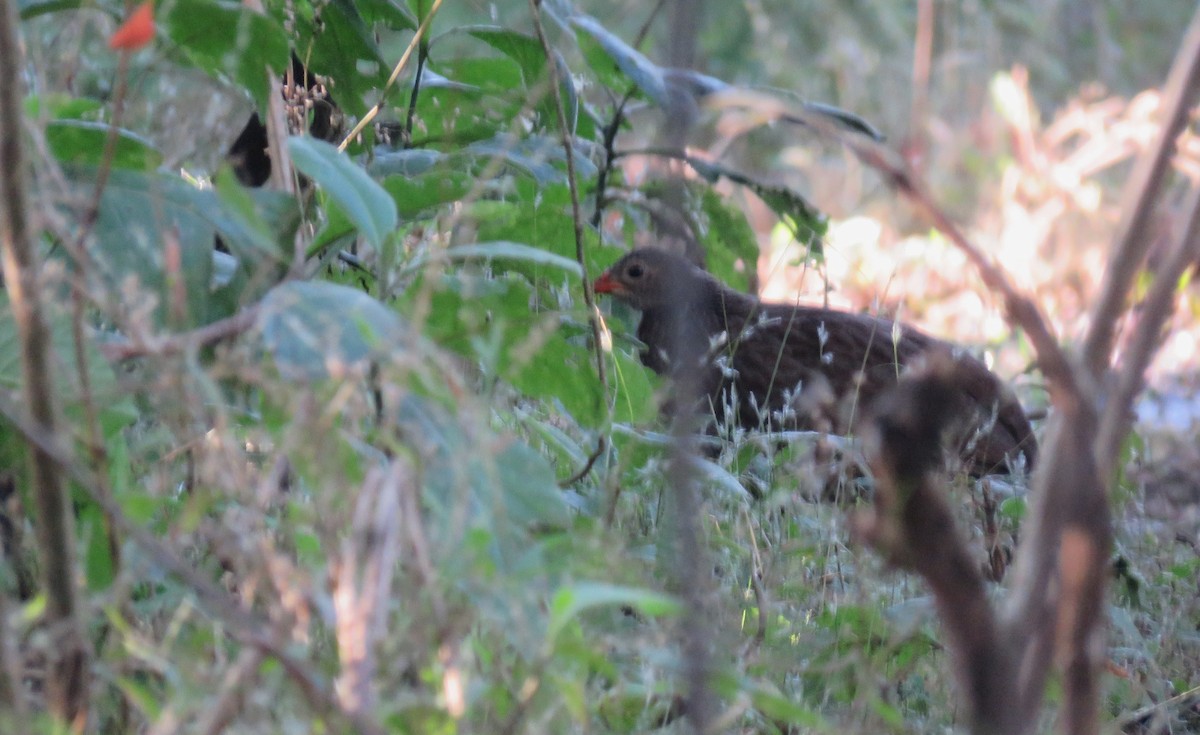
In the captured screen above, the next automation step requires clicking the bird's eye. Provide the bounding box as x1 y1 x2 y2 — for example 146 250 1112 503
627 264 644 278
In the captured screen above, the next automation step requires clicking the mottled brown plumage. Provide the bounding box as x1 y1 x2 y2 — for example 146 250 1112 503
594 248 1037 475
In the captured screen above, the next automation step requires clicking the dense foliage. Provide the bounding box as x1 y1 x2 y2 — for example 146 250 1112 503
1 1 1197 733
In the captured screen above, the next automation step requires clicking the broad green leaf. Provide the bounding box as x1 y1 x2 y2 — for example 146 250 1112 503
160 0 289 108
356 0 417 30
686 157 827 257
18 0 78 19
0 301 118 416
748 682 829 728
610 349 657 424
382 170 471 217
495 442 571 528
211 168 300 265
548 582 680 641
257 281 408 380
463 26 578 133
697 186 759 292
464 26 547 83
508 330 605 427
572 14 666 106
444 241 583 278
396 396 569 538
411 274 605 426
470 181 620 278
407 73 517 146
289 137 397 250
369 149 445 179
83 506 116 591
70 168 297 327
46 121 162 170
464 134 598 185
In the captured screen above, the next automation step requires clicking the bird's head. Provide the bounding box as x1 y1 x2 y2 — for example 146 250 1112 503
593 248 705 311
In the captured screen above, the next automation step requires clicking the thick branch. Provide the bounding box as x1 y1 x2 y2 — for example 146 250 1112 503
856 353 1016 734
999 397 1108 735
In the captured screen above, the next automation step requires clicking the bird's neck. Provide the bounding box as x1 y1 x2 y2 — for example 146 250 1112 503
639 281 750 369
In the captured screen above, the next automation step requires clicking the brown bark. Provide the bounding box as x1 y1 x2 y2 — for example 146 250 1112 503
0 0 89 727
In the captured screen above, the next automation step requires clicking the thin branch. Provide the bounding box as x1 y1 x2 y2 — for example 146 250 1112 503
96 307 258 363
1081 6 1200 377
0 0 89 726
338 0 447 152
0 392 385 735
195 648 265 735
1096 177 1200 462
529 0 611 470
403 0 430 146
558 440 606 487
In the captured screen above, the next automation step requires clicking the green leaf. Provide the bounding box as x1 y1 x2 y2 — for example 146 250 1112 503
211 168 300 264
444 242 583 278
464 26 547 83
572 14 666 106
508 330 605 427
686 157 828 257
18 0 78 19
382 169 471 218
292 0 387 117
356 0 416 29
495 442 571 528
0 301 114 409
256 281 408 380
462 26 578 133
46 121 162 170
470 181 621 278
160 0 289 108
289 137 398 250
548 582 680 641
396 396 569 544
68 168 297 327
83 507 116 591
697 186 760 292
610 349 657 424
411 274 605 426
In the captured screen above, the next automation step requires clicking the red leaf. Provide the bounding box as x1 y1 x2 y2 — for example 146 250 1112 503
109 1 155 51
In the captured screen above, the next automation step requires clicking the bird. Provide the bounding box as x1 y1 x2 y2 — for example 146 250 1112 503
593 247 1037 475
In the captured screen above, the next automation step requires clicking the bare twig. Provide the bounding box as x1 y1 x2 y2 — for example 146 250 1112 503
1096 178 1200 461
1081 8 1200 377
0 0 89 726
558 440 606 487
403 0 430 145
96 307 259 363
0 557 25 723
333 463 404 717
529 0 610 479
195 648 265 735
338 0 446 151
0 392 387 735
907 0 934 169
657 2 717 731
